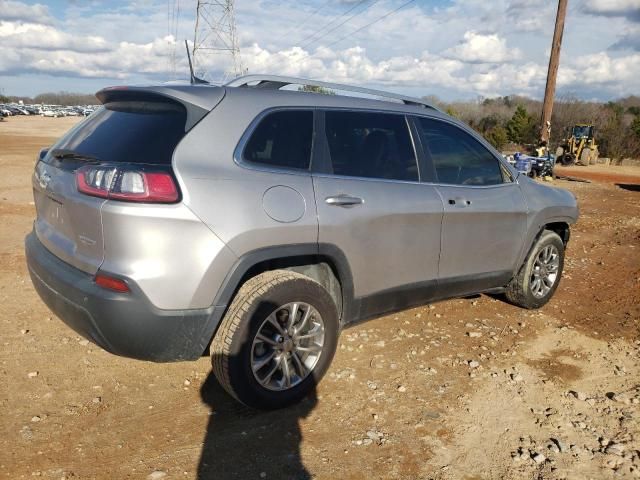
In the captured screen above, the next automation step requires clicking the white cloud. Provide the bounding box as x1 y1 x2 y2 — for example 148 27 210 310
0 21 109 53
505 0 556 32
611 23 640 49
582 0 640 21
446 31 522 63
0 0 52 25
559 51 640 92
241 44 466 89
0 24 176 79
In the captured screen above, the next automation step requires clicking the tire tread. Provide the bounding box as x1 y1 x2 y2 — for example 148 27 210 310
505 229 564 309
211 270 314 403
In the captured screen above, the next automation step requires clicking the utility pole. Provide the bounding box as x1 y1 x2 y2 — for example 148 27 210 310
192 0 244 82
540 0 568 145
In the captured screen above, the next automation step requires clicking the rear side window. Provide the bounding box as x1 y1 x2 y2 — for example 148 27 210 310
243 110 313 170
51 101 187 165
324 111 418 181
416 117 504 186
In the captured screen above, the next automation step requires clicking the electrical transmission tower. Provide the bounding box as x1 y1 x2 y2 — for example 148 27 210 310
192 0 244 82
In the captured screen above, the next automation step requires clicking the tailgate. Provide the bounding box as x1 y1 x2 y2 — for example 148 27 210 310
33 160 105 274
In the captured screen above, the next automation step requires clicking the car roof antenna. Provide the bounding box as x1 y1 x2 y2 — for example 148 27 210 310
185 40 209 85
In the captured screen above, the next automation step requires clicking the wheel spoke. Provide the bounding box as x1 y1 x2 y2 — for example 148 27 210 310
256 333 278 347
295 306 312 334
292 351 307 377
261 355 282 385
282 356 293 387
252 350 276 372
287 303 299 330
296 343 322 353
266 313 286 336
531 278 541 294
295 325 324 341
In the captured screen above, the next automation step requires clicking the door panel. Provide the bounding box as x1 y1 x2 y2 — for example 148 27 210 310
314 175 443 299
412 115 528 292
436 183 527 281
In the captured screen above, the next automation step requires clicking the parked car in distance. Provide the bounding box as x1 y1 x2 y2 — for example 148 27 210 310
40 109 60 118
26 75 579 409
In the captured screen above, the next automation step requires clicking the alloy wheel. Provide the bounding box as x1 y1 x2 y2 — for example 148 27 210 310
530 245 560 298
251 302 325 391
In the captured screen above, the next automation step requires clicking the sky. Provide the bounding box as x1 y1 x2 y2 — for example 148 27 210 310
0 0 639 100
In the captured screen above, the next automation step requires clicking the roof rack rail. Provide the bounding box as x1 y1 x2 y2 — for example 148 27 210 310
225 75 440 111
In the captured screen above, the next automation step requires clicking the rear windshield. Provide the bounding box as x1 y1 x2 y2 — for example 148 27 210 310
49 100 187 165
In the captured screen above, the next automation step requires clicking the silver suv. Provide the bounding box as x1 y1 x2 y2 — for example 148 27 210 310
26 75 578 409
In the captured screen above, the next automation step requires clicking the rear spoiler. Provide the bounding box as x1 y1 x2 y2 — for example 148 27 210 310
95 85 225 131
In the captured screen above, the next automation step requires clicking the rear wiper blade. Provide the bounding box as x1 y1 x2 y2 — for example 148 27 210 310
50 149 100 162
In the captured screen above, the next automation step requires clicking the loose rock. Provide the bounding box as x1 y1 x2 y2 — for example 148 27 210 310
532 453 546 464
605 443 625 456
147 471 167 480
569 390 587 401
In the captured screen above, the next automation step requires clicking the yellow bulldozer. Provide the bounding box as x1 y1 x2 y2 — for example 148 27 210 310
555 124 599 166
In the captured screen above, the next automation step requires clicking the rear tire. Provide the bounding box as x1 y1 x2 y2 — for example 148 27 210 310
211 270 339 409
561 153 575 166
505 230 565 309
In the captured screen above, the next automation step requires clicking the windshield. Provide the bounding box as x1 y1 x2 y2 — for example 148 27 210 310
48 100 187 165
572 126 592 138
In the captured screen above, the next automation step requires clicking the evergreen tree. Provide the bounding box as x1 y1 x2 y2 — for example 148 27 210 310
505 105 537 144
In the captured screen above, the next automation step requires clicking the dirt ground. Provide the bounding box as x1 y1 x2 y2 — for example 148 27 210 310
1 116 639 480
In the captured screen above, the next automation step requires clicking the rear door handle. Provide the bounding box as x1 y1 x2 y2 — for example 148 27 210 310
325 195 364 207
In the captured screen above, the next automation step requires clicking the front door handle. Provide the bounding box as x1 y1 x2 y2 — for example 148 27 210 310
448 198 472 207
325 195 364 207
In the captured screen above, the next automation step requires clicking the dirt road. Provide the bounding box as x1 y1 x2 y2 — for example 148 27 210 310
1 117 639 479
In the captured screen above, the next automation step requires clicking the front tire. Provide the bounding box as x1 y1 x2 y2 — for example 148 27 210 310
579 148 591 166
505 230 565 309
211 270 339 409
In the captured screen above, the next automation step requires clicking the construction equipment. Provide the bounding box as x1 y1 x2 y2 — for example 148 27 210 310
555 124 599 166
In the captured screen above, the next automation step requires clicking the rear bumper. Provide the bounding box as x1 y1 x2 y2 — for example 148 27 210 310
25 231 224 362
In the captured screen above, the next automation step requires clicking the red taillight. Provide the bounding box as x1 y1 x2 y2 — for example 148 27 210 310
95 273 130 293
76 165 179 203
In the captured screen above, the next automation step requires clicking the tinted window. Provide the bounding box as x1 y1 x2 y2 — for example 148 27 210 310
416 118 504 186
244 110 313 170
325 111 418 181
51 101 187 165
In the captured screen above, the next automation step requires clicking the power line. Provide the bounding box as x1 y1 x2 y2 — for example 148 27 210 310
298 0 382 51
290 0 416 66
323 0 415 50
295 0 369 50
273 0 333 46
